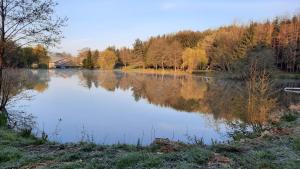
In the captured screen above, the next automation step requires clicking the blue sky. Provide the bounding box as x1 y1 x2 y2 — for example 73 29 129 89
53 0 300 55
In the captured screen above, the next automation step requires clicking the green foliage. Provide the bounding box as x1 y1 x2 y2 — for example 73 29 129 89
0 113 7 126
82 50 94 69
38 63 49 69
233 44 276 79
282 113 298 122
232 23 256 60
20 128 32 138
4 44 50 68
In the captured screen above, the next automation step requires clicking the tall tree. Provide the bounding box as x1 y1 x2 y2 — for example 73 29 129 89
182 47 208 72
146 38 167 69
82 50 93 69
98 49 117 70
0 0 67 68
92 50 100 67
232 23 256 60
119 48 132 68
133 39 145 68
33 45 49 67
164 40 183 70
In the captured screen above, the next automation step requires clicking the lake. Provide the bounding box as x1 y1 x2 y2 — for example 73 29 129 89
13 69 300 145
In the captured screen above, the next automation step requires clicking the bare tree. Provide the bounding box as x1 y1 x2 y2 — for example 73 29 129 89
0 0 67 68
0 0 66 115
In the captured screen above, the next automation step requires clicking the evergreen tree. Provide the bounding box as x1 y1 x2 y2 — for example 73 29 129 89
133 39 145 68
82 50 94 69
232 23 256 60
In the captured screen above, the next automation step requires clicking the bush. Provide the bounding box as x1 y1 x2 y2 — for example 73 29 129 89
282 113 298 122
20 128 32 138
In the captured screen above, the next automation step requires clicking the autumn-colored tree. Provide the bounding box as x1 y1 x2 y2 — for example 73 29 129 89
98 50 118 70
133 39 146 68
173 31 204 48
165 41 183 70
92 50 100 68
182 47 208 72
146 38 167 69
119 48 133 68
33 45 50 68
0 0 67 69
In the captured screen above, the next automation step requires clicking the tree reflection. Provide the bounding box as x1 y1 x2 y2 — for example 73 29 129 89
0 69 49 129
17 70 297 126
74 71 298 124
1 69 298 141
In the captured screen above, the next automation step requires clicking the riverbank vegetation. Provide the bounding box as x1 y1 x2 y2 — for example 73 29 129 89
117 15 300 74
0 111 299 169
3 14 300 76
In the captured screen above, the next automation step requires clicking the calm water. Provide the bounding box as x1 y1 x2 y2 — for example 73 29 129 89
14 70 300 145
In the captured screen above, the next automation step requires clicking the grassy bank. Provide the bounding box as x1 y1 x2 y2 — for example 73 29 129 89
273 72 300 79
121 68 300 80
121 68 215 77
0 112 299 169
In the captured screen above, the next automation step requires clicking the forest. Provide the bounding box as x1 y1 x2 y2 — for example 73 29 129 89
5 14 300 74
78 14 300 74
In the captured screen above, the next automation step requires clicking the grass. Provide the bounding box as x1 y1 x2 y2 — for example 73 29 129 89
274 72 300 79
0 112 299 169
0 146 22 163
121 68 300 80
294 137 300 151
121 68 216 77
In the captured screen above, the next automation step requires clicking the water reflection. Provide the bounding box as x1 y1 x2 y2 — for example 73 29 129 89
13 69 300 144
55 70 299 124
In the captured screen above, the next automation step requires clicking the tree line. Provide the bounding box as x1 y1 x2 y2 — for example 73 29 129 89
3 44 50 68
2 14 300 73
74 14 300 73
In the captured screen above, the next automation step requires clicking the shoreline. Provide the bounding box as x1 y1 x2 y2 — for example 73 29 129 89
0 111 299 168
121 68 300 80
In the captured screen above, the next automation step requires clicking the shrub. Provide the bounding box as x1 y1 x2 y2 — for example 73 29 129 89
20 128 32 138
282 113 298 122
